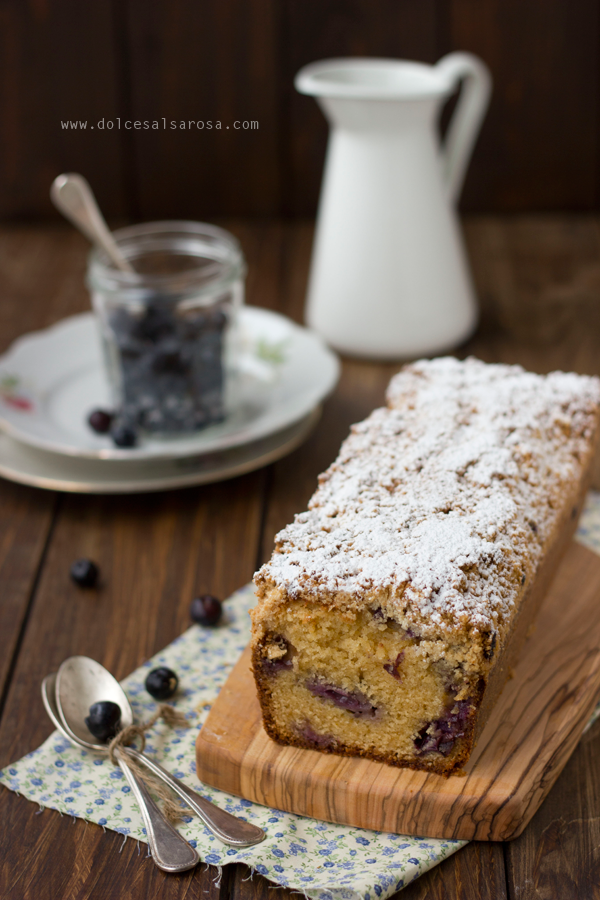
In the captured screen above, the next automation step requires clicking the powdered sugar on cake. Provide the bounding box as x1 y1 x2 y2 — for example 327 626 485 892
258 358 600 634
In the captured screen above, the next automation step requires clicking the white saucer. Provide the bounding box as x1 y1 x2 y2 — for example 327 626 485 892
0 308 339 461
0 407 321 493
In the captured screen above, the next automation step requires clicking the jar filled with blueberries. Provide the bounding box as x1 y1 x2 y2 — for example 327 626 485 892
87 221 245 445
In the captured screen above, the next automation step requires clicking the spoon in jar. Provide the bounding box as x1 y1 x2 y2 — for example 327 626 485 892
50 657 265 847
50 173 134 273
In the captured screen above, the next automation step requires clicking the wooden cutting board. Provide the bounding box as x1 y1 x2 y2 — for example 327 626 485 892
196 541 600 841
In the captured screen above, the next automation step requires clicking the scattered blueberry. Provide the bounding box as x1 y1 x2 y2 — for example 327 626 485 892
70 558 99 588
110 421 137 448
87 409 114 434
190 594 222 626
85 701 122 742
145 666 178 700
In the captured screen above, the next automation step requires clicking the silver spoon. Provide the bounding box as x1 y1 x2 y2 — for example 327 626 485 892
52 657 264 847
42 670 199 873
50 173 134 273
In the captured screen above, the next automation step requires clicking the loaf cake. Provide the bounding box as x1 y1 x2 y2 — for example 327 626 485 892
251 358 600 775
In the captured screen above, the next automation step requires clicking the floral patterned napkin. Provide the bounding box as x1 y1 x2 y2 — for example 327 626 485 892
2 493 600 900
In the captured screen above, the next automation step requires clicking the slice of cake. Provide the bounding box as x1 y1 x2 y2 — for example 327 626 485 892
251 358 600 775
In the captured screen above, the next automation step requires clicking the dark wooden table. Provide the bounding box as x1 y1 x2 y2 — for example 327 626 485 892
1 216 600 899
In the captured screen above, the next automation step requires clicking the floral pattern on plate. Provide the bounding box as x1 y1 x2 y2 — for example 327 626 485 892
0 373 34 412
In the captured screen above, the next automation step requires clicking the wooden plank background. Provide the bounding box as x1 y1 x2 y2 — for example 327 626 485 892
0 0 598 220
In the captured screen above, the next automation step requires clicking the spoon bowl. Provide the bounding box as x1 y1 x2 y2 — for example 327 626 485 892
56 656 133 750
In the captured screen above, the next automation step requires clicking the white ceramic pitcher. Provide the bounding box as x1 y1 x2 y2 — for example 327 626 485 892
295 53 491 359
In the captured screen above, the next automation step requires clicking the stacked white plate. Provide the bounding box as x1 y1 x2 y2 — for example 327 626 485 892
0 308 339 493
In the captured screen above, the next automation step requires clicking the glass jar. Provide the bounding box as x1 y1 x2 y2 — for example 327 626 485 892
87 221 246 437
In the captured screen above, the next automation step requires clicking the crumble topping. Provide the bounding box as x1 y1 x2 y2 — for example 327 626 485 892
257 358 600 633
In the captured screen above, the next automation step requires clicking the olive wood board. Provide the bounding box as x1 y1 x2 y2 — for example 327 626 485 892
196 540 600 842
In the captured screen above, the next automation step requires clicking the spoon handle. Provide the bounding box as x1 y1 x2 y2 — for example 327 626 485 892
124 747 265 847
116 750 199 873
50 173 134 273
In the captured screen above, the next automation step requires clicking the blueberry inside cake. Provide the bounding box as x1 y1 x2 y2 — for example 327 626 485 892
251 358 600 775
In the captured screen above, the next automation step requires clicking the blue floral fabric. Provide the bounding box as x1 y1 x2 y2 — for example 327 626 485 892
2 493 600 899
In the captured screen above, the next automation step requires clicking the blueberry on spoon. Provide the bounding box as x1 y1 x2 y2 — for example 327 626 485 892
85 700 122 742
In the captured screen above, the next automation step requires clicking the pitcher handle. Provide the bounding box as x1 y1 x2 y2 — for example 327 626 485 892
435 52 492 204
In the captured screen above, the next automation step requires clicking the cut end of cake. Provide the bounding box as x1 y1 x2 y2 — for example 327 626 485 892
251 595 485 774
